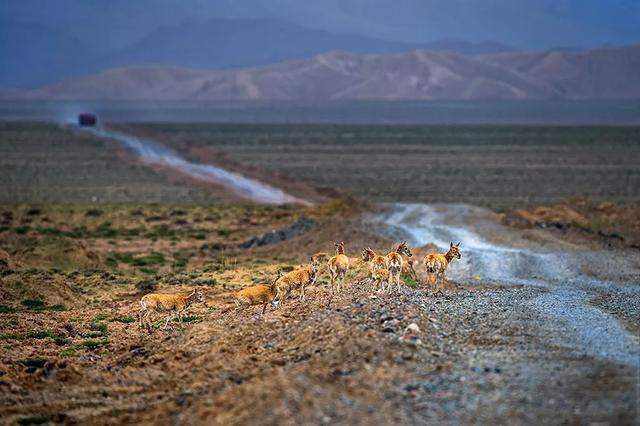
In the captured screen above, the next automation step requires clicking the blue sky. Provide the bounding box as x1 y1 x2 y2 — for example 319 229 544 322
1 0 639 50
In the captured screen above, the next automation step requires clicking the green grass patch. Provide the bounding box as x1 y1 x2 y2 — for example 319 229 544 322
146 225 177 239
172 259 187 269
54 337 70 346
216 228 231 237
20 299 66 312
1 333 22 340
47 304 66 311
93 313 109 321
132 252 165 266
59 348 77 357
26 330 57 339
0 304 16 313
175 315 199 323
16 415 53 425
21 299 45 309
21 358 47 368
14 226 30 234
402 274 419 288
84 322 108 338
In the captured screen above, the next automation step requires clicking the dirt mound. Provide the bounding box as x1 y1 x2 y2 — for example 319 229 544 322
239 216 318 249
502 199 640 249
0 249 20 273
16 236 103 270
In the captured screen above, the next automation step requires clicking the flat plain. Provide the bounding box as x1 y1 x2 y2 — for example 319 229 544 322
124 123 640 208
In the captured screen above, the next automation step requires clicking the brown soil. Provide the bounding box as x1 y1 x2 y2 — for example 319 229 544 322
502 198 640 250
0 202 637 425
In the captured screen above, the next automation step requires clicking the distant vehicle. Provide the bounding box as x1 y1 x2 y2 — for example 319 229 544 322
78 113 97 126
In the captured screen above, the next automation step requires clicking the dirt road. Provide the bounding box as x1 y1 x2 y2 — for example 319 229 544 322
77 126 307 205
374 203 640 365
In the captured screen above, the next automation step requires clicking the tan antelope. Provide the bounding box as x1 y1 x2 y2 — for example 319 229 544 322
328 241 350 293
423 242 462 294
235 270 283 314
361 247 389 292
139 289 206 330
274 254 323 306
386 241 413 293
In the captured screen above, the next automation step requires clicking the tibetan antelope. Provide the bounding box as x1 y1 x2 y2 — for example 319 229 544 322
235 270 283 314
386 241 413 293
274 254 323 306
139 289 206 330
362 247 389 292
328 241 350 293
423 242 462 294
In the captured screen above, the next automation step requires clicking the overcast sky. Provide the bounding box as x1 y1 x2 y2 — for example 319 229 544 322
2 0 639 51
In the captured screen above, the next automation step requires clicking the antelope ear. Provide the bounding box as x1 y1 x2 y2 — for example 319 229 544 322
456 242 461 247
450 242 454 248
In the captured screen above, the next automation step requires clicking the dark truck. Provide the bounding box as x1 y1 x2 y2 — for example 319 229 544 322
78 113 97 126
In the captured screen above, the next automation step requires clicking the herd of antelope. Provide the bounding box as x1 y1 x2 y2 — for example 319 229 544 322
139 240 462 329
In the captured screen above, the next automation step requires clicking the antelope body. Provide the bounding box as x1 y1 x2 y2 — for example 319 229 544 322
362 247 389 292
423 242 462 293
328 241 350 293
139 289 205 330
274 255 322 306
385 241 412 293
235 271 282 314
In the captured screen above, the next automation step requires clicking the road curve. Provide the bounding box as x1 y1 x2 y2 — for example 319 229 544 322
372 203 640 367
77 126 309 205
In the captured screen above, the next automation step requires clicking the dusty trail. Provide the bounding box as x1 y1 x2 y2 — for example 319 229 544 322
372 203 640 367
76 126 307 205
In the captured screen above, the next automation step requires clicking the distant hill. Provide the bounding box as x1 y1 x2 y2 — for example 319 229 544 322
103 18 515 70
0 17 515 88
16 44 640 101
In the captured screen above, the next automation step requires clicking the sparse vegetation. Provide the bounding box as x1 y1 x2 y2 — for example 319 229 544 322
402 274 419 288
0 304 16 313
16 415 53 425
26 330 58 339
20 299 66 312
21 358 47 369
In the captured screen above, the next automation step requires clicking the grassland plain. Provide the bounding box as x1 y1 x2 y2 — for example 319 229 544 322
0 201 638 425
120 123 640 208
0 122 228 204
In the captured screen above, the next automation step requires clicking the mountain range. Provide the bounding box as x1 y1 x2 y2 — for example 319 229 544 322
14 44 640 101
0 18 514 89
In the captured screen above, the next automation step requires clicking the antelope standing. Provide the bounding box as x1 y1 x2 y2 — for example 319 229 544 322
361 247 389 292
328 241 350 293
139 289 206 330
423 242 462 294
274 254 323 306
386 241 412 293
